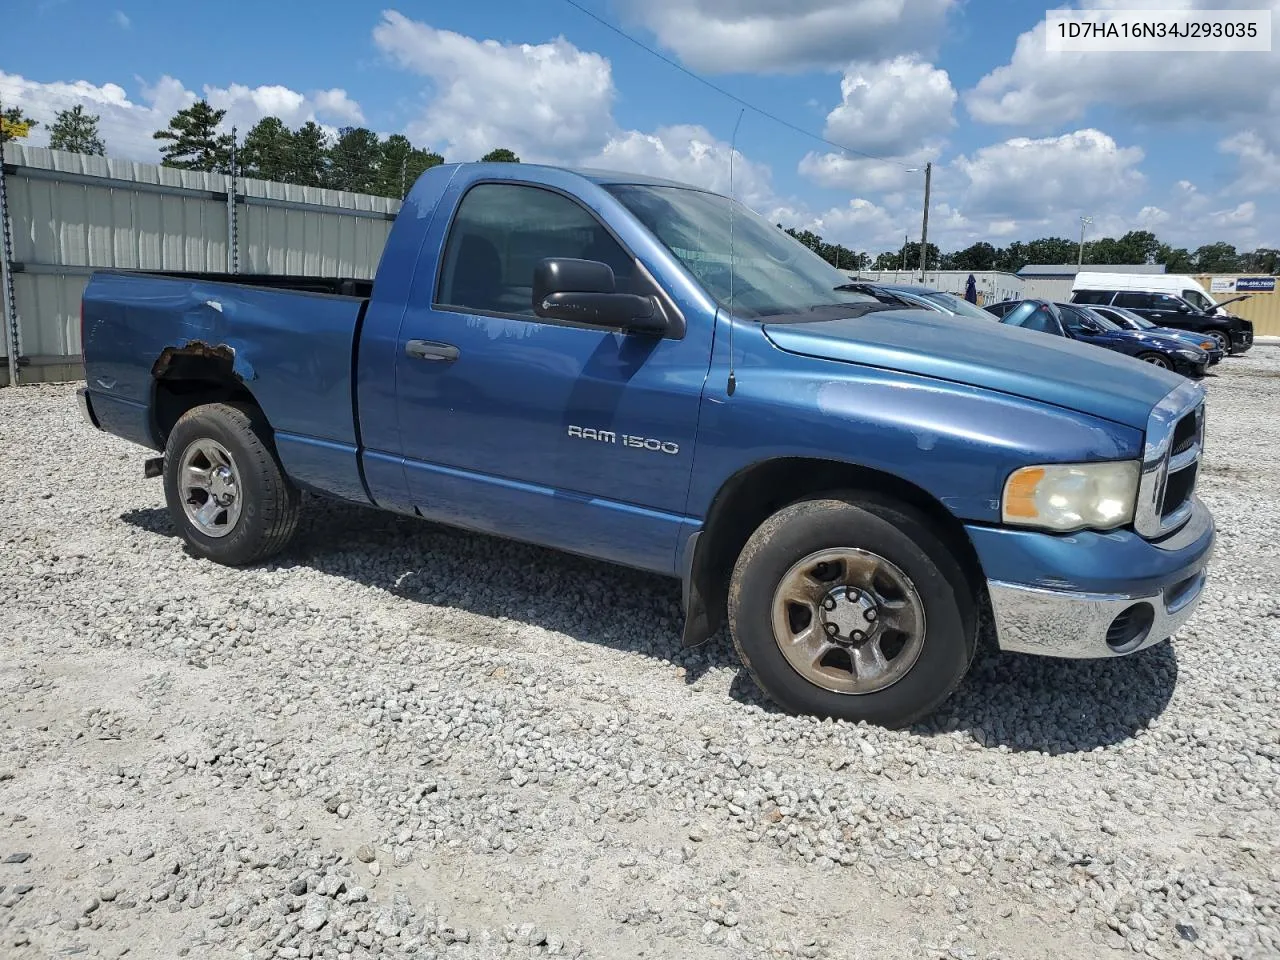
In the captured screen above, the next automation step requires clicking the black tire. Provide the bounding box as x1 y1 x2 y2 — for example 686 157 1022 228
1136 352 1172 370
1204 331 1230 355
728 494 976 728
162 402 300 566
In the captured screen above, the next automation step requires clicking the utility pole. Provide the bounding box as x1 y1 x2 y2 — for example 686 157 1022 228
1078 215 1093 266
919 161 932 281
901 235 907 273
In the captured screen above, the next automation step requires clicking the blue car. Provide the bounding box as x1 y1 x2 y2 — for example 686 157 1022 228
1089 304 1223 365
999 300 1209 379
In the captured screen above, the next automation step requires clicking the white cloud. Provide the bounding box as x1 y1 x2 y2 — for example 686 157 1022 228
799 148 937 195
586 124 778 211
1 70 368 161
1219 131 1280 195
823 57 955 156
619 0 955 72
203 83 365 132
797 197 906 251
113 10 130 29
951 129 1145 222
966 1 1280 128
372 10 615 162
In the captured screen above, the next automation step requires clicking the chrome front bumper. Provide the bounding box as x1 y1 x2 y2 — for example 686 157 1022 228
988 567 1209 659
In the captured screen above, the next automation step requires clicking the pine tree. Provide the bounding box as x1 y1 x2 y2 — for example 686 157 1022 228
376 134 443 198
1 106 37 144
286 122 331 187
153 100 234 172
46 105 106 155
240 117 294 182
327 127 382 194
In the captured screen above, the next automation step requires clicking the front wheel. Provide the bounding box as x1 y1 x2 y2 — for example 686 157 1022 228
1204 331 1230 355
163 403 301 566
1137 351 1172 370
728 495 976 728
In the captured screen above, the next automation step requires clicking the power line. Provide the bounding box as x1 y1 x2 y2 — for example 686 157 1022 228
558 0 916 169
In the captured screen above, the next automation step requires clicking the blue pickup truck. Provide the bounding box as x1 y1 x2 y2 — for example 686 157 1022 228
78 162 1215 727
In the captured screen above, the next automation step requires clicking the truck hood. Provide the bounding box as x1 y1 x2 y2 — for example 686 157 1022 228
762 309 1183 430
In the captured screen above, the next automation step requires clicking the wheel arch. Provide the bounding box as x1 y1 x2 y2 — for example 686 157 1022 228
680 456 986 648
149 345 266 447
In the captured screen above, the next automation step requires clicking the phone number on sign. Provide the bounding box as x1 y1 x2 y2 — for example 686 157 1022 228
1046 10 1272 52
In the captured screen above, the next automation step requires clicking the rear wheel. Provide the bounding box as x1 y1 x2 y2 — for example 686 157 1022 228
728 494 976 728
163 403 300 566
1137 352 1171 370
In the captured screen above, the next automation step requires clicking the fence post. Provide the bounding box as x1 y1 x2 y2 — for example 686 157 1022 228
0 143 20 388
226 127 239 275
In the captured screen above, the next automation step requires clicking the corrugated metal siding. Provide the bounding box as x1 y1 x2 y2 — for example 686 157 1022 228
1195 275 1280 338
858 270 1027 306
1 143 401 375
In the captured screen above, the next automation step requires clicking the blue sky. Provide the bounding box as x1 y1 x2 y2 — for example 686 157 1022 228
3 0 1277 255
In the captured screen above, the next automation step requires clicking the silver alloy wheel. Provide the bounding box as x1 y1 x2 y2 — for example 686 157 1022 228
1207 331 1229 354
770 548 926 694
177 438 243 538
1143 354 1171 369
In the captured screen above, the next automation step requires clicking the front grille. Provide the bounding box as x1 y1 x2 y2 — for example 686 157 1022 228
1162 460 1197 520
1135 383 1205 539
1170 411 1198 457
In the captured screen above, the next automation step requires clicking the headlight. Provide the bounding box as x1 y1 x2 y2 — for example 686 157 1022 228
1176 348 1202 360
1002 461 1141 532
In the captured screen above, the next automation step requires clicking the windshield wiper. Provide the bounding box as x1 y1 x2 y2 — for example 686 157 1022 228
833 282 869 291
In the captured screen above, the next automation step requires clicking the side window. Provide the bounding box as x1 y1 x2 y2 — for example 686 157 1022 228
1152 294 1185 311
1073 290 1110 305
1113 292 1154 309
436 183 634 317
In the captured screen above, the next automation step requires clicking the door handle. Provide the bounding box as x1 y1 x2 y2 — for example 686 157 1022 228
405 339 460 362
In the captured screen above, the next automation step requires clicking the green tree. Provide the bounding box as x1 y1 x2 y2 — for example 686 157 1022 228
46 105 106 155
1193 242 1241 273
153 100 234 172
286 121 331 187
481 147 520 163
1242 248 1279 274
1024 237 1078 266
327 126 382 194
240 117 295 182
376 134 443 198
949 242 998 271
1 106 37 143
1156 243 1195 273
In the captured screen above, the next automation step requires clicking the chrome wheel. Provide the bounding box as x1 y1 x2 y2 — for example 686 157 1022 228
1143 354 1171 369
770 548 926 695
1206 332 1229 354
177 438 243 538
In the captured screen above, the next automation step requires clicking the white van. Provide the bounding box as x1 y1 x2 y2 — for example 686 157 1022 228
1071 272 1223 314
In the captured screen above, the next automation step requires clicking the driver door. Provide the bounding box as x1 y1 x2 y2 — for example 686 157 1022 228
391 180 711 575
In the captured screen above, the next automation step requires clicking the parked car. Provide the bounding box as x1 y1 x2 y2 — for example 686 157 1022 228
999 300 1210 378
1069 282 1253 356
1090 304 1223 365
77 162 1215 728
840 281 997 321
984 299 1022 319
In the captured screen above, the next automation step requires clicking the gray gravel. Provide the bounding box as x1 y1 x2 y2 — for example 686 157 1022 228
2 351 1279 960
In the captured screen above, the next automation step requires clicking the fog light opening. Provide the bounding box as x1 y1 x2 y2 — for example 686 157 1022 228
1106 602 1155 653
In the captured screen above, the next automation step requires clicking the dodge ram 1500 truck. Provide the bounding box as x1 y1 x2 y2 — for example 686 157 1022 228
78 162 1216 727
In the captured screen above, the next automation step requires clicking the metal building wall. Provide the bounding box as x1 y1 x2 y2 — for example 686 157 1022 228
856 270 1027 306
0 143 400 385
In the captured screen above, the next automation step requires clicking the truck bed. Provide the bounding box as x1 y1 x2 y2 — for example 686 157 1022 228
82 270 372 503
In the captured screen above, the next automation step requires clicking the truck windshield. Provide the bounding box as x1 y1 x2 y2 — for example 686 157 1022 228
606 184 879 319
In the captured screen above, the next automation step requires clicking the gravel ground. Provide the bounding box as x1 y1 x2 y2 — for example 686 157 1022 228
2 352 1278 960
